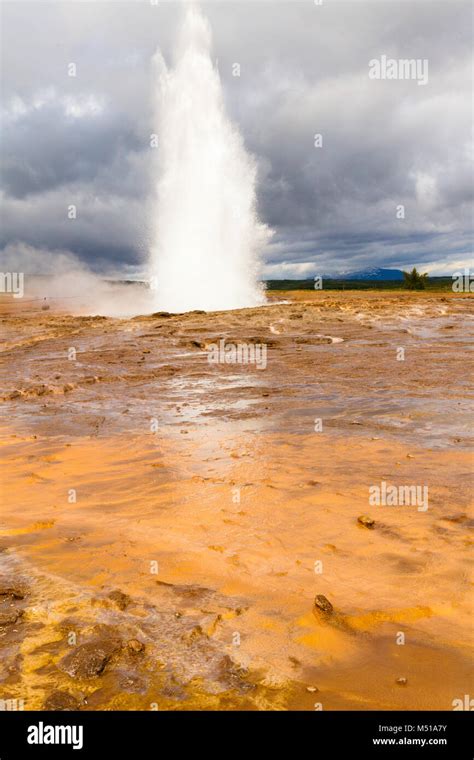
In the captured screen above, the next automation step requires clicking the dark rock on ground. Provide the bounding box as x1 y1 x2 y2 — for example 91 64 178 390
59 637 121 679
0 609 23 626
313 594 334 615
44 690 81 711
0 581 28 600
358 514 375 529
126 639 145 654
108 589 130 610
217 655 253 692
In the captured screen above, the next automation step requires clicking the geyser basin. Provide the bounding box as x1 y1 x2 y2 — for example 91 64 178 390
149 4 270 313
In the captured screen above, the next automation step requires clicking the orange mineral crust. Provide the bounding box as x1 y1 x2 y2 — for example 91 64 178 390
0 290 472 710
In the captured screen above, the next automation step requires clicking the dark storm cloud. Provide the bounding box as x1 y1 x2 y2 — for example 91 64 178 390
0 0 472 277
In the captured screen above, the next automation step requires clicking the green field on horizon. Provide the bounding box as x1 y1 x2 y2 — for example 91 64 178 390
265 277 454 291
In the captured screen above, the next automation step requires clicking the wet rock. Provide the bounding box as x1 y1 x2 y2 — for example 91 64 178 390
108 589 130 611
0 582 28 600
313 595 334 615
217 655 253 692
59 638 121 679
127 639 145 654
44 690 80 711
0 609 23 626
358 515 375 529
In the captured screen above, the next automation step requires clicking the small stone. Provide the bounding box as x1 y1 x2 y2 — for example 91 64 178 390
396 677 408 686
358 515 375 529
0 610 22 626
313 594 333 615
127 639 145 654
108 589 130 611
306 686 319 693
44 691 80 711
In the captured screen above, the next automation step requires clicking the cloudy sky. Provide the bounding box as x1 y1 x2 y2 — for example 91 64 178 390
0 0 472 279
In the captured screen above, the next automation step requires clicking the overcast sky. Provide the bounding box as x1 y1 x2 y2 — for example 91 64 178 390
0 0 472 278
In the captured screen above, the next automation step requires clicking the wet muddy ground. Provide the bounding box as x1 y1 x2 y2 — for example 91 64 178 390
0 290 472 710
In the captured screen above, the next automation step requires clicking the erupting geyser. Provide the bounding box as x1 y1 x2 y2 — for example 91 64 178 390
149 4 270 313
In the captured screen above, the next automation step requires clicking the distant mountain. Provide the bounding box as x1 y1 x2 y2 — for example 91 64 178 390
327 267 404 281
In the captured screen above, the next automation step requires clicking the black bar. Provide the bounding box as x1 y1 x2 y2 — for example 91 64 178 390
0 710 471 758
